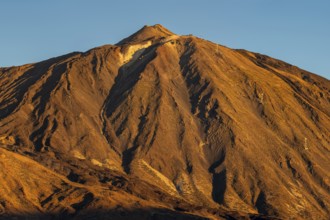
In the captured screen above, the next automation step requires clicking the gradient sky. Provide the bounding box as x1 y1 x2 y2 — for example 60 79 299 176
0 0 329 79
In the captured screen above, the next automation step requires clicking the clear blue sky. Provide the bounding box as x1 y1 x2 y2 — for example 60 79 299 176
0 0 329 79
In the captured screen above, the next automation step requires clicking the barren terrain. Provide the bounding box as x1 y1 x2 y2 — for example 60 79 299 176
0 24 329 219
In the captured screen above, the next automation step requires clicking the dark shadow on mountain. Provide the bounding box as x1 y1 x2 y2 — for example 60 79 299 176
100 44 158 173
0 208 210 220
0 207 281 220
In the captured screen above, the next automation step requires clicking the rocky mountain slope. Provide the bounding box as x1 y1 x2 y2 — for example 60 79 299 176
0 24 329 219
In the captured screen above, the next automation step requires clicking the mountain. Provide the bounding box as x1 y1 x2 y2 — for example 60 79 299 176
0 24 329 220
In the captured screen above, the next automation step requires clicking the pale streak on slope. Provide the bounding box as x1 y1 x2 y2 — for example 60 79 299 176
119 41 152 65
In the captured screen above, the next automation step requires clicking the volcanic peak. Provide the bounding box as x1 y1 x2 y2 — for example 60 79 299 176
117 24 177 45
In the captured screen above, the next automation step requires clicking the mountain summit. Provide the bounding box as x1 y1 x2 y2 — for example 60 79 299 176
0 25 329 220
117 24 175 45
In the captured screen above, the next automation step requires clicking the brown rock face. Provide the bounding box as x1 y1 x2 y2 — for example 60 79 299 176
0 24 329 219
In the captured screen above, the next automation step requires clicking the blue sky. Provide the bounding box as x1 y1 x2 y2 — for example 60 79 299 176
0 0 329 79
